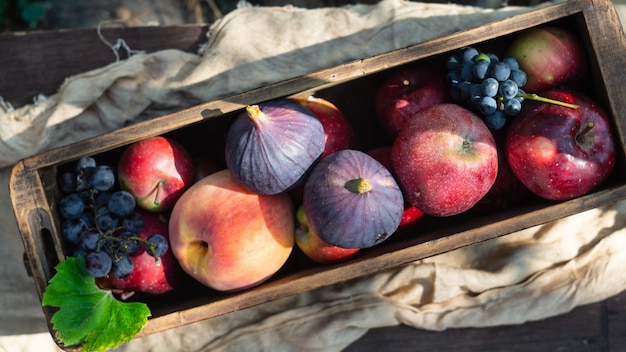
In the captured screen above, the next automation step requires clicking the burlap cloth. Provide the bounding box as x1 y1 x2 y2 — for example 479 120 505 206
2 0 626 351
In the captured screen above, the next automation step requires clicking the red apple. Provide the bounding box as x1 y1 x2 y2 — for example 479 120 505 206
367 146 424 233
168 169 294 292
97 209 186 295
118 136 195 212
294 205 359 264
472 128 534 212
289 96 358 204
506 89 615 201
506 26 587 93
375 61 451 139
391 104 498 217
292 96 358 159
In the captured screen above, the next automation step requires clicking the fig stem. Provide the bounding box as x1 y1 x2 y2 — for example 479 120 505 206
517 93 579 109
345 178 373 194
576 122 595 143
246 105 263 120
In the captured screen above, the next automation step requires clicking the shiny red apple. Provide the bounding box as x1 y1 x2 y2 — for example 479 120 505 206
506 89 615 201
375 61 451 139
118 136 195 212
391 104 498 217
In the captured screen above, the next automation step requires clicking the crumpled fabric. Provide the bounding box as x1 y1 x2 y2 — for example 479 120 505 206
2 0 626 351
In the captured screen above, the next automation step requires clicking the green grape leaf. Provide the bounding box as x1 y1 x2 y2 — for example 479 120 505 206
42 256 151 352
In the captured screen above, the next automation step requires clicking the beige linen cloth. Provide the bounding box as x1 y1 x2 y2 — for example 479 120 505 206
2 0 626 351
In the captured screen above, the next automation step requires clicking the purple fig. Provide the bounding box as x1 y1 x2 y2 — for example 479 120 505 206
225 99 325 195
303 149 404 249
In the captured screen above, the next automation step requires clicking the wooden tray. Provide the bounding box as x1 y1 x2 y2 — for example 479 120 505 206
9 0 626 348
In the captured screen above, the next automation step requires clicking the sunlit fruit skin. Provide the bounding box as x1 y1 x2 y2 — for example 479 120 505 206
303 149 404 249
291 96 358 159
118 136 195 212
225 99 325 195
391 104 498 217
294 205 359 264
375 61 451 139
168 169 294 292
97 209 185 295
506 26 587 93
506 90 615 201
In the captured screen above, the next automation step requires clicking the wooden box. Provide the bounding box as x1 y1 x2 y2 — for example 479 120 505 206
9 0 626 348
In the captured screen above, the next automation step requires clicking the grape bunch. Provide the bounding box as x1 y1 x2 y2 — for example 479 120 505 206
57 156 169 279
446 46 528 130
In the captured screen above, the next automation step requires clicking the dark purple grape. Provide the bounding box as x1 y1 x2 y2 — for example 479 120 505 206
457 81 472 100
446 54 460 71
472 58 490 80
95 191 112 208
502 56 520 71
481 78 499 97
58 193 85 220
461 47 479 62
147 234 169 257
61 218 90 245
116 231 140 256
485 111 507 130
107 190 136 217
499 79 519 100
446 70 460 87
79 228 101 251
75 157 97 172
58 171 78 193
510 69 527 87
110 255 134 278
468 84 482 107
85 251 112 278
96 207 119 232
478 96 497 115
504 98 523 116
459 61 475 81
122 211 145 233
490 62 511 81
88 165 116 191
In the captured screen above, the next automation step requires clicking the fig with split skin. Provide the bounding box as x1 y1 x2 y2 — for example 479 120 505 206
225 99 325 195
303 149 405 249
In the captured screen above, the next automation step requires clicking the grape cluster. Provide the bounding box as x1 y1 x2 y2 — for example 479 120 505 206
57 156 168 278
446 46 528 130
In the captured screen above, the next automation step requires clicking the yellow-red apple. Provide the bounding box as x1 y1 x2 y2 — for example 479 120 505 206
294 205 359 264
168 169 295 292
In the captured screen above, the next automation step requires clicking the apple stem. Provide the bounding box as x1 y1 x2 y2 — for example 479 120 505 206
345 178 373 194
152 181 162 206
576 121 595 143
517 93 579 109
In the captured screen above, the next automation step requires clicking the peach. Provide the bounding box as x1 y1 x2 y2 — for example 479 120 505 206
168 169 294 292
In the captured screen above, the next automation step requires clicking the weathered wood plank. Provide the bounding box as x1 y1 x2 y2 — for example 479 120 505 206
0 24 209 107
